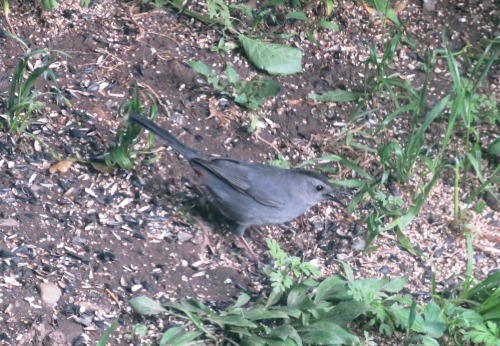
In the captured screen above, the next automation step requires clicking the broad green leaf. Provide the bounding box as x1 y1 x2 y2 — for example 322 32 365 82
287 285 309 308
129 296 166 316
225 65 239 84
159 328 204 346
308 90 362 102
488 138 500 156
380 276 407 293
259 80 281 97
265 288 283 309
299 321 359 344
269 324 301 345
314 276 346 302
244 309 291 321
239 35 302 75
186 60 213 76
180 298 214 315
132 324 148 338
209 315 258 328
230 293 251 309
317 20 340 31
286 12 308 20
322 301 373 327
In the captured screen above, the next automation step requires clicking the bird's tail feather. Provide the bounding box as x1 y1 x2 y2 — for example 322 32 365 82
129 112 198 159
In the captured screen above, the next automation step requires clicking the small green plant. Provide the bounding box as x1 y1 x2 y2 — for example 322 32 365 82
95 84 159 170
94 239 500 345
463 321 500 346
1 35 69 134
187 61 281 109
128 241 374 345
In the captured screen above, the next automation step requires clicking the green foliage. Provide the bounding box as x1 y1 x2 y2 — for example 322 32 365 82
239 35 303 75
207 0 232 29
378 94 450 183
42 0 58 10
283 5 341 42
187 61 281 109
362 0 400 25
164 0 308 74
110 240 500 345
488 138 500 157
97 84 160 170
2 34 69 134
263 239 320 305
463 321 500 346
128 241 377 345
95 319 119 346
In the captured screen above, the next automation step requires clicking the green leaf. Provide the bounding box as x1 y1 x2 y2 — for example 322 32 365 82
323 0 334 15
269 324 301 344
225 64 239 84
230 293 251 309
410 302 446 338
180 298 214 315
314 276 346 302
209 315 258 328
239 35 302 75
299 321 359 344
380 276 407 293
129 296 166 316
243 308 291 321
132 324 148 338
287 285 309 308
286 11 308 20
323 301 373 327
373 0 400 25
266 287 284 308
308 90 362 102
159 327 204 346
96 319 119 346
259 79 281 97
186 60 213 76
316 20 340 31
488 138 500 156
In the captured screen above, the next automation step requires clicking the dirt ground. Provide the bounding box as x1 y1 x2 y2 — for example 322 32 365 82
0 0 499 345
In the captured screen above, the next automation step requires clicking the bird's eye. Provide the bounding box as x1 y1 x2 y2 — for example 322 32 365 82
316 185 324 192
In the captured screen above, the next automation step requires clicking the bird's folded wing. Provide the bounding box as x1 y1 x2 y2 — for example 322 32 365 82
194 158 280 208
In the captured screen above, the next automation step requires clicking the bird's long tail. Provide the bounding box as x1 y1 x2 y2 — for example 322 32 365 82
128 112 198 159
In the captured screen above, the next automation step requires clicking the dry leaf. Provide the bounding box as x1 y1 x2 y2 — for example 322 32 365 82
394 0 408 13
361 2 377 15
49 160 73 174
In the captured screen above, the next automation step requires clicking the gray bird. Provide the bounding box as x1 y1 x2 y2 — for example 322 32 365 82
129 112 340 262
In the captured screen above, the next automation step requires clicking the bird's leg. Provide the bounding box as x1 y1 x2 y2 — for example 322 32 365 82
235 225 261 265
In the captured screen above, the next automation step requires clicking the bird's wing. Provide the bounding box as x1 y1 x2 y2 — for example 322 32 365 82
192 158 281 208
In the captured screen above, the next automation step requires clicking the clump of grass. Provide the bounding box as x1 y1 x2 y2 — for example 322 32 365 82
1 34 68 134
93 83 160 171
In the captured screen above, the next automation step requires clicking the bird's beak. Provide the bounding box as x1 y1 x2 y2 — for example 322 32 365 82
327 188 351 199
326 189 350 206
